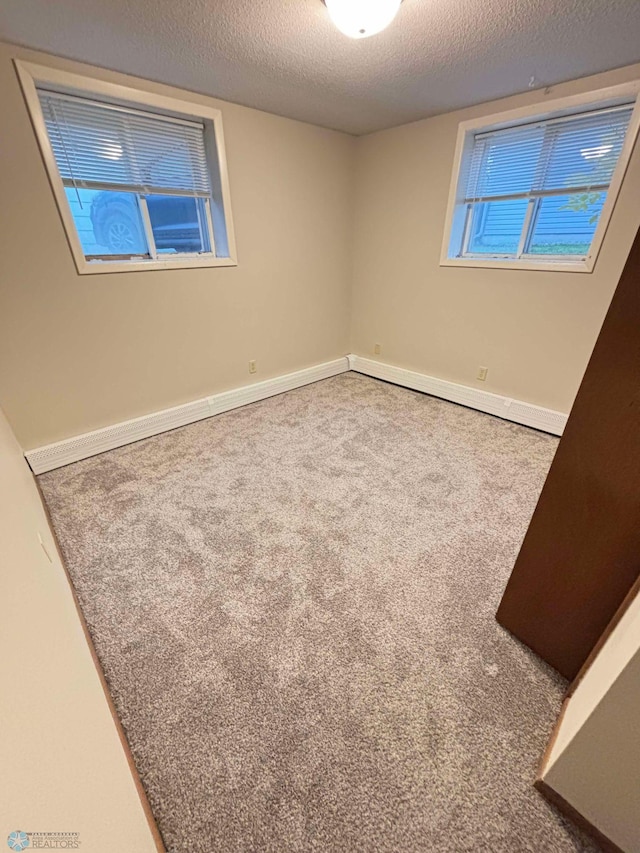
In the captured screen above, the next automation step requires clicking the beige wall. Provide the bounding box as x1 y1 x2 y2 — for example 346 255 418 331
0 405 158 851
351 65 640 414
0 42 354 449
542 590 640 852
1 43 640 444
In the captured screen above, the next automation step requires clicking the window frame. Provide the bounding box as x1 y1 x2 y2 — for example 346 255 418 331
15 60 238 275
440 82 640 274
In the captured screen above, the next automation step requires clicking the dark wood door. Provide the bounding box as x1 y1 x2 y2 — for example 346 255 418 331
496 226 640 681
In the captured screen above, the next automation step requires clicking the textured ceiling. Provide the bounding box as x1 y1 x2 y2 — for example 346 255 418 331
1 0 640 135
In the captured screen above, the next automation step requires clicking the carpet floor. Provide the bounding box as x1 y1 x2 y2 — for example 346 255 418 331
40 373 598 852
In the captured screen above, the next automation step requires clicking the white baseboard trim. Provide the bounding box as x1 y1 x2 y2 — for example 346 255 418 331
26 353 566 473
349 355 568 436
26 357 350 474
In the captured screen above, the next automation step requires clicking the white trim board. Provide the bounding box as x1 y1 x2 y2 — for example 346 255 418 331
26 358 350 474
348 355 568 436
25 354 567 474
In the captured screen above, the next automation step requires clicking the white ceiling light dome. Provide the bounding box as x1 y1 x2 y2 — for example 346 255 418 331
323 0 403 39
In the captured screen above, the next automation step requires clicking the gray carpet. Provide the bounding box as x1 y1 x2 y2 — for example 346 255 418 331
39 373 598 852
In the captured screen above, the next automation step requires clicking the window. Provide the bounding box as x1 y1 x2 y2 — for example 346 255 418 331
16 61 236 274
441 85 640 272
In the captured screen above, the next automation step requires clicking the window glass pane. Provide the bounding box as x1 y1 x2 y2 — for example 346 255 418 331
66 188 148 256
470 129 543 199
539 111 631 193
40 91 213 196
526 193 605 256
467 199 529 255
145 195 210 254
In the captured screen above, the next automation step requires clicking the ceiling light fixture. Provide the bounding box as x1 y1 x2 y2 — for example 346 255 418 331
323 0 402 39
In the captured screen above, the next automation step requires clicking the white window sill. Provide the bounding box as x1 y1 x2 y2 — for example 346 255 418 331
439 256 594 274
77 256 238 275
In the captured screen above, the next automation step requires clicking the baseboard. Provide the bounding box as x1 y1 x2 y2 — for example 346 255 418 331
26 354 567 473
348 355 568 436
26 357 350 474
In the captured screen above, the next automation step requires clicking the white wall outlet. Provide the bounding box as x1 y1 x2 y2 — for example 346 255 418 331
374 343 381 355
477 366 488 381
249 360 257 375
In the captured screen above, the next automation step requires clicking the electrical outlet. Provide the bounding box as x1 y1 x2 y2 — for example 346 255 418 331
249 360 257 375
477 366 488 382
374 343 381 355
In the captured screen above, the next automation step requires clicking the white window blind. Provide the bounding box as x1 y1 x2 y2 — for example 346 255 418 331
464 105 633 205
37 89 213 197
